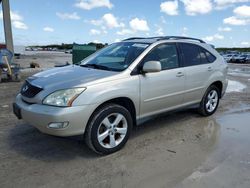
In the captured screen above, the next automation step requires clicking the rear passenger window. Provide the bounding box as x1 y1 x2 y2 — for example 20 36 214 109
142 43 179 70
204 49 216 63
179 43 216 66
199 48 216 64
179 43 201 66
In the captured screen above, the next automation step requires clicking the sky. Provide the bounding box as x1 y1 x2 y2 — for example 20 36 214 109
0 0 250 47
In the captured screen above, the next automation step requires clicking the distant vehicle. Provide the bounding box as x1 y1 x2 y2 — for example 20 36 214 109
65 49 72 54
25 47 32 51
245 55 250 63
13 36 228 154
223 54 234 62
226 51 240 55
234 54 248 63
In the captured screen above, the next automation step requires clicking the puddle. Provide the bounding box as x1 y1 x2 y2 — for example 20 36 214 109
176 111 250 188
228 67 250 77
226 80 246 93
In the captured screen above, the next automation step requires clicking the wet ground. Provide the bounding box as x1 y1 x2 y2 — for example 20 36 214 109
1 54 250 188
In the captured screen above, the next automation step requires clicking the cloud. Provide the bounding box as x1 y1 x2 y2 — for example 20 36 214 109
223 16 249 25
160 16 167 24
10 11 23 21
102 13 124 28
86 13 124 29
0 10 28 30
12 21 28 30
218 27 232 31
214 0 250 9
116 29 134 35
93 39 101 43
89 19 103 26
233 5 250 17
240 41 250 46
129 18 150 31
74 0 113 10
155 27 164 36
160 0 178 16
89 29 101 35
181 0 212 16
56 12 80 20
203 33 224 42
43 27 54 32
114 39 121 42
241 41 249 46
181 27 188 36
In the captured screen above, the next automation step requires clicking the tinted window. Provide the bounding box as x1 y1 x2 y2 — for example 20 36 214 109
199 49 208 64
180 43 216 66
201 48 216 63
179 43 201 66
143 44 179 70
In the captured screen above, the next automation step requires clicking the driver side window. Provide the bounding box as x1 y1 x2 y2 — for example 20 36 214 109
142 43 179 70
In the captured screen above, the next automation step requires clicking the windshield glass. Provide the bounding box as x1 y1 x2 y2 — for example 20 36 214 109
80 42 149 72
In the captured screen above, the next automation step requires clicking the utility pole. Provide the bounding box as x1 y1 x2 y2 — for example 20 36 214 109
1 0 14 53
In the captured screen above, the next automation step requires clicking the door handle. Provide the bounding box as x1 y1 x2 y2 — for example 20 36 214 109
176 72 184 77
207 67 212 71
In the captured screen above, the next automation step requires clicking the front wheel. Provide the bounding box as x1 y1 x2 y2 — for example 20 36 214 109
85 104 133 155
198 85 220 116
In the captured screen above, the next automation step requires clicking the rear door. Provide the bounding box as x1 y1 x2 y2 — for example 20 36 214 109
139 43 185 117
178 43 216 104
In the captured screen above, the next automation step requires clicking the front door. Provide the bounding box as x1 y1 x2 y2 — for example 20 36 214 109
139 43 185 118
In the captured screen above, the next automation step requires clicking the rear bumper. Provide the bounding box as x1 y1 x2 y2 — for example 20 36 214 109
221 79 228 97
14 94 97 136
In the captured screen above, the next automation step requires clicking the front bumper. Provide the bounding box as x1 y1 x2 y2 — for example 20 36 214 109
14 94 97 136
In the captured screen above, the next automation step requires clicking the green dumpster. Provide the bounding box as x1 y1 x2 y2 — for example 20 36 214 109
72 43 96 64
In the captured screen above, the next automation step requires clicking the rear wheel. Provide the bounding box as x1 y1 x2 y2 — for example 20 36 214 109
198 85 220 116
85 104 132 155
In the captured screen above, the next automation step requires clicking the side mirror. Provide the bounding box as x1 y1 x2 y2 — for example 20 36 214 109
142 61 161 73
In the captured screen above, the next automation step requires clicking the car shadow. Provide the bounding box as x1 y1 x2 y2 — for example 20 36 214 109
7 122 99 161
7 107 210 161
131 108 200 138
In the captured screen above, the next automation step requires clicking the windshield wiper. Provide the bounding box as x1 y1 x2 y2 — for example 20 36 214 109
80 64 112 71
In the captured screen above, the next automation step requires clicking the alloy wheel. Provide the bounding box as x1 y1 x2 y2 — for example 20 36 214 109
97 113 128 149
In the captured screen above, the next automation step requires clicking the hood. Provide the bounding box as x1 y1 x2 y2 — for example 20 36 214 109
27 65 118 89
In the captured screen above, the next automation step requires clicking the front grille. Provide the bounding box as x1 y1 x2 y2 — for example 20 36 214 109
21 81 43 98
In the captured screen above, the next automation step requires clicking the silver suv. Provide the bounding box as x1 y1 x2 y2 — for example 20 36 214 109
13 36 228 154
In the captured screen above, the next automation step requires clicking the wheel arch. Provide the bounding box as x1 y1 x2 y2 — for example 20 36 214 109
87 97 137 128
210 81 223 98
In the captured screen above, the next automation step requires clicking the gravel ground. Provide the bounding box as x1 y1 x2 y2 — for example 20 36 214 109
1 53 250 188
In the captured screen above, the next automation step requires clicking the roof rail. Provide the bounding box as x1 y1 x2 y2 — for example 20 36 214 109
157 36 206 43
123 37 147 41
122 36 206 43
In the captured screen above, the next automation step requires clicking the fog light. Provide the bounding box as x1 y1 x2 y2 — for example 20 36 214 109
48 122 69 129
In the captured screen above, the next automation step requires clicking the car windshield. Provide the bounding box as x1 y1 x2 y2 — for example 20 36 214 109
80 42 149 72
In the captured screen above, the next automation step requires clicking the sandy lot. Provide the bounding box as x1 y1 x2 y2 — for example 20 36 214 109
1 52 250 188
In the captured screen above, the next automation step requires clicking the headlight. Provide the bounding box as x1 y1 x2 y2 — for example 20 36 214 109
43 88 86 107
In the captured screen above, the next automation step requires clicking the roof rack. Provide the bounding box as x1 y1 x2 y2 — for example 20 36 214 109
122 37 147 41
123 36 206 43
157 36 206 43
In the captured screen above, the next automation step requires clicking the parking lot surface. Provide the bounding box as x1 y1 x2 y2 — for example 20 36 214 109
1 53 250 188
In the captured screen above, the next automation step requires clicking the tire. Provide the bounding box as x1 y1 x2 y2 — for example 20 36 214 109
85 103 133 155
198 85 220 116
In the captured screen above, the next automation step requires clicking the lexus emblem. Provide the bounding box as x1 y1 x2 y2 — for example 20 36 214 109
22 85 29 92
